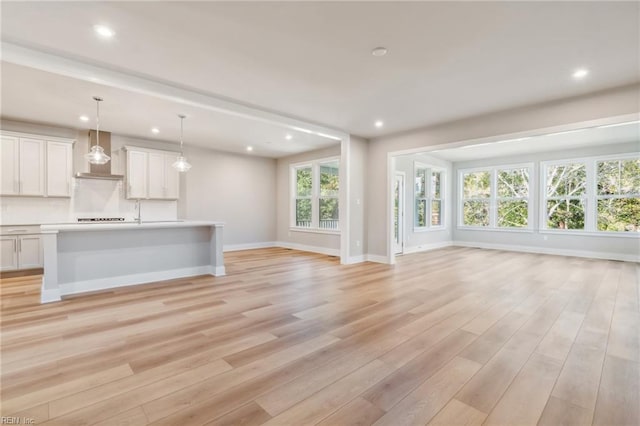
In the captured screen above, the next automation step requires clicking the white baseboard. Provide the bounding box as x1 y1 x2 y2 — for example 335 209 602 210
57 265 215 298
345 255 366 264
275 241 340 257
40 284 61 304
403 241 453 254
366 254 391 264
453 240 639 263
224 242 276 252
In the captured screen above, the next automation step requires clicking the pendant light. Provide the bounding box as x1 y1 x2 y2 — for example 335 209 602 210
172 114 192 172
85 96 111 165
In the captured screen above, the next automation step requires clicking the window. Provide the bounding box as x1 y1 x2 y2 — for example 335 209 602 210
291 158 339 232
294 166 312 228
462 171 491 227
319 160 339 230
459 164 532 229
542 154 639 234
497 168 530 228
545 163 586 230
597 158 640 232
415 165 445 229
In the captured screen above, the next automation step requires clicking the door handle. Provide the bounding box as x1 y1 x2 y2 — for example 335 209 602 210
18 239 21 252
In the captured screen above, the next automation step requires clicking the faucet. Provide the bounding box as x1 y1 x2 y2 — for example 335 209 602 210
134 200 142 224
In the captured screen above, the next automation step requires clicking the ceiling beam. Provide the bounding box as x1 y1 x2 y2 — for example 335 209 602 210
2 41 348 142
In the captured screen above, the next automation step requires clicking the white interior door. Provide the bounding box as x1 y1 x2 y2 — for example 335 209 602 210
394 172 405 255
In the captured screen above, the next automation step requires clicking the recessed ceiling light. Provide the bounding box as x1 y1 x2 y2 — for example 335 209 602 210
372 47 388 57
94 25 115 39
151 127 160 134
572 68 589 79
285 134 292 140
246 146 253 152
79 115 89 122
375 120 384 128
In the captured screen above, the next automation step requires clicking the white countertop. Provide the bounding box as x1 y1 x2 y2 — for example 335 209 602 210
40 220 224 233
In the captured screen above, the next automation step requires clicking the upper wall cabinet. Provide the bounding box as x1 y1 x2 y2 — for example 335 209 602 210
0 132 73 198
46 141 73 197
125 146 180 200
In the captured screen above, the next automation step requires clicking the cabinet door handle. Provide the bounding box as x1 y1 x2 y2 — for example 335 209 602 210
17 239 21 252
13 239 17 253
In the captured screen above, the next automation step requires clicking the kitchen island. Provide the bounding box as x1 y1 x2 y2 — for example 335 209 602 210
39 221 224 303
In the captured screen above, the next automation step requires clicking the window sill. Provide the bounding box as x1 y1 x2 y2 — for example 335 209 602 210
413 226 447 233
289 227 341 236
539 230 640 238
457 226 534 233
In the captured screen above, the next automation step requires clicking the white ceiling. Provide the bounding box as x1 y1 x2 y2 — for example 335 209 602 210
425 121 640 162
0 62 338 158
2 1 638 139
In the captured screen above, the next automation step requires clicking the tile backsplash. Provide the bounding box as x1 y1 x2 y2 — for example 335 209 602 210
1 178 177 225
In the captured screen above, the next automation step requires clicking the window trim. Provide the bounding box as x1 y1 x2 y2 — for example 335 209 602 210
540 152 639 236
458 162 534 231
413 162 447 231
290 156 341 234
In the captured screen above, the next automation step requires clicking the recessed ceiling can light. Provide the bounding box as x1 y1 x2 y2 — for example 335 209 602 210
375 120 384 128
285 134 292 140
94 25 115 39
151 127 160 134
246 146 254 152
572 68 589 79
372 47 388 57
79 115 89 122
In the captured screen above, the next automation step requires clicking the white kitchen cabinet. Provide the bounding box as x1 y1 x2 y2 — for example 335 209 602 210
164 153 180 199
1 132 73 198
46 141 73 197
0 234 42 271
127 149 149 199
126 147 180 200
147 151 165 199
18 235 43 269
18 138 46 196
0 237 18 271
1 135 19 195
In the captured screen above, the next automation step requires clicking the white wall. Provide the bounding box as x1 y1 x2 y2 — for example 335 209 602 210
178 145 277 247
452 141 639 261
276 144 341 254
395 153 453 252
367 83 640 258
348 136 368 260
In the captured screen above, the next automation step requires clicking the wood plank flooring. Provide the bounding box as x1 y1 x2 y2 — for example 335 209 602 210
1 246 638 425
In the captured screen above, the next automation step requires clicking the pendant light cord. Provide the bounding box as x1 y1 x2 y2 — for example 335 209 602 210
96 99 100 148
179 114 186 156
93 96 103 149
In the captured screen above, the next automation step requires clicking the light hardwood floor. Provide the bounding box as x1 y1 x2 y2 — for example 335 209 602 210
1 247 638 425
